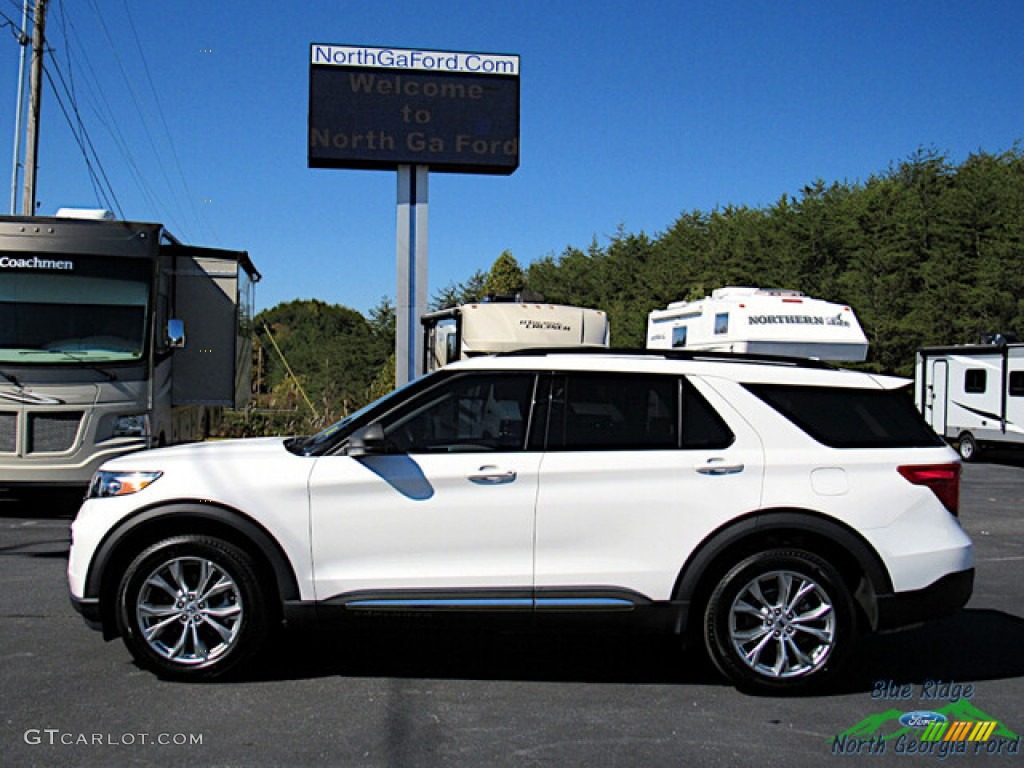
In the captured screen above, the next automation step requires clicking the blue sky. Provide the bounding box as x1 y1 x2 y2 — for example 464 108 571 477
1 1 1022 314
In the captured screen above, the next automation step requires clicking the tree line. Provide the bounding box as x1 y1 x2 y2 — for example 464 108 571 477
228 145 1024 436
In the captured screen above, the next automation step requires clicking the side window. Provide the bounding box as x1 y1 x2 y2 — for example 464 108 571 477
744 383 944 448
445 332 459 365
964 369 986 394
1009 371 1024 398
714 313 729 335
383 373 534 454
681 380 734 449
672 326 688 348
549 374 678 451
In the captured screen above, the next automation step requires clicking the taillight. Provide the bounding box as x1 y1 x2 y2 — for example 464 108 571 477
897 463 961 517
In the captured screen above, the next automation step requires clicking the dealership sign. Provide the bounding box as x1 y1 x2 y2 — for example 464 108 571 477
308 44 520 174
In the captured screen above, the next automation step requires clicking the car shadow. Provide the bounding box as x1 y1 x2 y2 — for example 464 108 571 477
839 608 1024 692
241 608 1024 693
250 626 720 687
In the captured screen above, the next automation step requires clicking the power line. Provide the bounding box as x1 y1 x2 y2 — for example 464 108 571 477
5 0 123 216
3 2 30 214
120 0 217 244
0 1 32 29
0 10 27 39
42 57 123 215
81 0 195 237
53 0 77 117
55 6 168 219
10 2 225 240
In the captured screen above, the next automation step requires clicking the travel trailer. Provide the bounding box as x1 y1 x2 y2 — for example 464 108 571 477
421 296 609 373
646 287 868 361
915 337 1024 461
0 213 258 492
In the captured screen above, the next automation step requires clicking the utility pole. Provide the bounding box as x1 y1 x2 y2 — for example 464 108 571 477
22 0 47 216
8 0 30 214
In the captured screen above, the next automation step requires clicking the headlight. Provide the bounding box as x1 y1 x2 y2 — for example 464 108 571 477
113 414 151 438
88 471 162 498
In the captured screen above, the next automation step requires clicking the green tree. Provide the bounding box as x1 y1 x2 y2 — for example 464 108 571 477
251 299 392 432
484 250 526 296
233 140 1024 440
432 269 488 309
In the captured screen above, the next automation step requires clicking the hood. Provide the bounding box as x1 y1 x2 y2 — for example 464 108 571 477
90 435 314 520
100 436 291 470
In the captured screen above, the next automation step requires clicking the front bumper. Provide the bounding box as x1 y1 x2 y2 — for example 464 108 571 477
69 594 104 632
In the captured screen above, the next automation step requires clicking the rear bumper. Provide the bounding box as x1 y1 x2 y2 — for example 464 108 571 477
875 568 974 631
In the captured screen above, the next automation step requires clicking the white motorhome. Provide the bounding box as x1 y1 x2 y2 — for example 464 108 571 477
915 337 1024 461
646 287 868 361
421 296 609 372
0 214 259 493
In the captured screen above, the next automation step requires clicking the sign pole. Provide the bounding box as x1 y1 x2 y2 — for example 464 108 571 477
395 164 428 386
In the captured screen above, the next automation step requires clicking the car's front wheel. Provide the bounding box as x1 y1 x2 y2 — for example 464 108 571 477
116 535 269 680
703 548 856 694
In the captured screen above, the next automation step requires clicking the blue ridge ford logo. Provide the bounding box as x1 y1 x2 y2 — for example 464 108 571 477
899 711 949 728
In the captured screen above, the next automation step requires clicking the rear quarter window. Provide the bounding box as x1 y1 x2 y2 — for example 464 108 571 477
744 383 945 448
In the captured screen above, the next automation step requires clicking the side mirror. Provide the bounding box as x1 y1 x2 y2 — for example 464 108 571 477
346 423 388 457
167 318 186 349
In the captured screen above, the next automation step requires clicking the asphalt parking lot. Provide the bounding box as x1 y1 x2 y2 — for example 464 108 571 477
1 460 1022 767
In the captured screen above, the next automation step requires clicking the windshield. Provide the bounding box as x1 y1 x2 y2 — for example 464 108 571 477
0 254 152 364
294 373 438 455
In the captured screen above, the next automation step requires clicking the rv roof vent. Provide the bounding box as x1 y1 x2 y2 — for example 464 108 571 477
483 292 546 304
55 208 115 220
709 287 804 299
979 332 1019 346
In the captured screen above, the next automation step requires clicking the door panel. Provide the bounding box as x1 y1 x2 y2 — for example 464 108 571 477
534 446 762 602
534 374 764 602
308 371 540 603
308 451 541 600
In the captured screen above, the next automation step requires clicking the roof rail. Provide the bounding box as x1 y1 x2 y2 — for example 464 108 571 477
494 346 837 369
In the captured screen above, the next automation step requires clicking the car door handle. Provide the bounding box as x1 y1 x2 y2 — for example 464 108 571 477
696 459 745 476
467 466 518 485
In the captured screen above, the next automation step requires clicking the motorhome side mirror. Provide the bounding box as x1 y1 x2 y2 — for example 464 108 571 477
167 318 186 349
346 423 388 457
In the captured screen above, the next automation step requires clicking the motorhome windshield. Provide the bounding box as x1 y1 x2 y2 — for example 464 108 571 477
0 254 152 364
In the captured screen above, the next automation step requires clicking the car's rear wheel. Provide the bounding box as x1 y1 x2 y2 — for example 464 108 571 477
116 535 269 680
703 548 856 693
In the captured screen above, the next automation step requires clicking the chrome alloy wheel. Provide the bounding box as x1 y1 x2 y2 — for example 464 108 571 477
728 569 836 679
135 556 244 665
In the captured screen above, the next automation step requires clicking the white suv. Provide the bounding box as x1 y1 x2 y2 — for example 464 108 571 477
68 351 973 692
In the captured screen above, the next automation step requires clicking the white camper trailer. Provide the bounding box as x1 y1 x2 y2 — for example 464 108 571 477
646 287 868 361
422 297 609 373
915 338 1024 461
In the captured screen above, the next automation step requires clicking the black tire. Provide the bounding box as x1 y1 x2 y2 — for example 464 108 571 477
116 535 270 681
957 433 980 462
703 548 856 694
